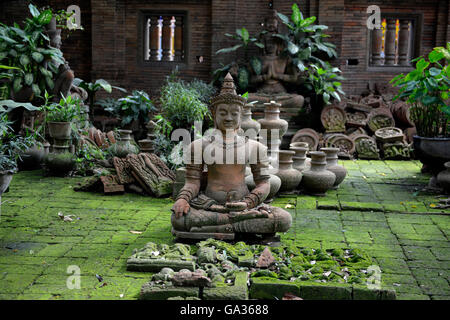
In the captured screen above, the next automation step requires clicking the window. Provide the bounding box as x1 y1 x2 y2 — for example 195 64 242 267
143 13 185 62
369 14 421 67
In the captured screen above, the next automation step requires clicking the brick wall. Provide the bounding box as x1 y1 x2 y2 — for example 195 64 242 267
1 0 448 98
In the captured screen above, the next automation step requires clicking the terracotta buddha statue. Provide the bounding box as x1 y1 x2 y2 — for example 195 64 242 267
171 73 292 240
47 19 87 102
247 13 305 110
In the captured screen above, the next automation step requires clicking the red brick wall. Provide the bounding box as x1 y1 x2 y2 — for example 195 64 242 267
318 0 449 95
1 0 448 98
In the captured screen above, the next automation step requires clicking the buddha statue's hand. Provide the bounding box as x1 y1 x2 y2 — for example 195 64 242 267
228 208 269 223
172 199 190 218
225 201 248 212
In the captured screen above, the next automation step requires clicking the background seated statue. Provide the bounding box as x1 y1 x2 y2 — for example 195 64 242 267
171 73 292 240
247 12 304 110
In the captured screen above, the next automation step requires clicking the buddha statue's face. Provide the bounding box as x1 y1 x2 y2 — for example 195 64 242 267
214 103 241 133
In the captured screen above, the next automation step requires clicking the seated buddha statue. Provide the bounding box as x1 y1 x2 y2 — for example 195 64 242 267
171 73 292 240
247 12 305 110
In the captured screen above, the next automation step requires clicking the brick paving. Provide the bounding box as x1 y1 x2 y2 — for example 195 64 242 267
0 160 449 300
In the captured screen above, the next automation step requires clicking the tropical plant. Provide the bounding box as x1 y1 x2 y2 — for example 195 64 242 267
0 113 37 172
216 27 264 59
45 94 81 123
153 71 212 168
72 78 126 120
391 44 450 137
305 62 345 105
0 4 66 100
275 3 337 72
101 90 156 128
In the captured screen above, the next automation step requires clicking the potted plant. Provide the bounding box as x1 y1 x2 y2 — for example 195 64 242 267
0 112 37 194
45 94 81 139
391 44 450 186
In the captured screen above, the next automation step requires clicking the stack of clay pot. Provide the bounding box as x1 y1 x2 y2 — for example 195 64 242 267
242 102 282 201
139 120 157 153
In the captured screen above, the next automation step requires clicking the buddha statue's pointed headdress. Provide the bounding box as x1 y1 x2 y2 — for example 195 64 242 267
210 73 246 112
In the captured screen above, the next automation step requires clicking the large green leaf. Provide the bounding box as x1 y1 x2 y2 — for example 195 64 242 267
276 12 292 28
24 73 33 86
416 58 429 72
28 4 40 18
0 35 17 44
301 16 316 27
0 99 40 111
95 79 112 93
215 44 243 55
37 10 53 25
31 51 44 63
287 41 299 55
291 3 303 26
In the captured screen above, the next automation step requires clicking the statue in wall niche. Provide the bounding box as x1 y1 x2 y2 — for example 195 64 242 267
47 18 87 102
171 73 292 240
247 12 305 110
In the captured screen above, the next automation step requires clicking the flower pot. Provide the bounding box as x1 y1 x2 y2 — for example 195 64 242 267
274 150 302 192
48 122 72 139
321 147 347 189
300 151 336 196
437 162 450 194
413 136 450 188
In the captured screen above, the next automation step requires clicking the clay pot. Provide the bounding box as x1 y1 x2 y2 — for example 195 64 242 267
300 151 336 196
258 102 288 166
274 150 302 192
321 147 347 189
245 174 281 201
48 122 72 139
290 146 308 172
109 129 139 158
258 101 288 137
437 162 450 194
240 103 261 139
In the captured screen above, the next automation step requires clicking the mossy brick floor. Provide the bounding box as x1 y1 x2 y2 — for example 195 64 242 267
0 160 449 300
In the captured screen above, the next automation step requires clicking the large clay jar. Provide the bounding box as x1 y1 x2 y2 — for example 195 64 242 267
245 174 281 201
240 103 261 139
274 150 302 192
290 146 308 172
290 141 311 170
321 147 347 189
301 151 336 196
437 162 450 194
109 129 139 158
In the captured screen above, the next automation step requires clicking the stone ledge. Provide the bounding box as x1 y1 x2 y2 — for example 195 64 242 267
249 278 396 300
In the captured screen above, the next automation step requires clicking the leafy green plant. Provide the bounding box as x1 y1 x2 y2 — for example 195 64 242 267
391 44 450 137
216 28 264 59
72 78 126 120
153 71 213 168
0 4 66 100
0 113 37 172
107 90 156 128
305 62 345 105
45 94 81 122
275 3 337 72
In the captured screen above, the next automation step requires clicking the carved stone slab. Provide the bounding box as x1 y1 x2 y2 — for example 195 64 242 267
345 111 367 127
291 128 320 151
374 127 404 143
354 135 380 160
321 105 346 133
325 134 355 156
367 108 395 132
